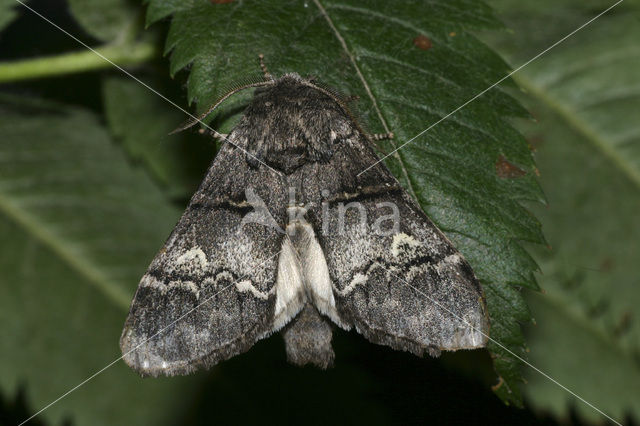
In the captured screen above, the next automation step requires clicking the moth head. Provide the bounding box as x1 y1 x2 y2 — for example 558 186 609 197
172 68 360 133
171 65 371 175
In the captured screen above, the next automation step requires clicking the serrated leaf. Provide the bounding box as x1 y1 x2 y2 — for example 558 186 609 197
145 0 545 404
102 75 216 200
485 0 640 421
0 94 200 426
0 0 19 32
522 110 640 419
67 0 139 42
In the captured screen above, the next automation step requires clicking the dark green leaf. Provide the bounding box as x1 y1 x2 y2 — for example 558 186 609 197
522 105 640 420
0 94 200 426
102 75 216 200
145 0 545 404
67 0 139 42
0 0 19 32
485 0 640 421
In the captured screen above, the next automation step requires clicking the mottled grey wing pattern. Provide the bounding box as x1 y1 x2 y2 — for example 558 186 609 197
120 142 287 377
303 134 489 357
120 72 489 375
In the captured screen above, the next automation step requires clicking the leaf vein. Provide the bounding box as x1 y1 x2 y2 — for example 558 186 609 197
313 0 418 200
0 193 131 310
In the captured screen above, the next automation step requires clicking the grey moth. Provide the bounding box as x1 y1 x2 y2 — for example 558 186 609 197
120 58 489 376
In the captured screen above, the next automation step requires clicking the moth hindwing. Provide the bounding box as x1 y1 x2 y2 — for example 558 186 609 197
120 70 489 376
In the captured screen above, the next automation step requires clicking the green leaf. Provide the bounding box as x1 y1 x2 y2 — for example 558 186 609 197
0 0 19 32
67 0 139 42
484 0 640 421
102 75 216 200
0 94 200 426
145 0 545 404
522 106 640 422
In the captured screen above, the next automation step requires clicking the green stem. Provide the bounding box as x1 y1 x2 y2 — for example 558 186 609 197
0 41 157 83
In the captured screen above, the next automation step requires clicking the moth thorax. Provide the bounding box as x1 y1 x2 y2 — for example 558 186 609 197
242 82 349 173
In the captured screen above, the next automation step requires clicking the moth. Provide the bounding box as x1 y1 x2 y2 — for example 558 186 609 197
120 56 489 376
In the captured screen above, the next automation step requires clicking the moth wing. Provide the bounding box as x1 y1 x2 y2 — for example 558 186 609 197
312 138 489 356
120 142 288 376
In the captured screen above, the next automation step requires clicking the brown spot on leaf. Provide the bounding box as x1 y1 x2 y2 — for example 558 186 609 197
491 376 504 392
495 155 527 179
526 134 544 151
210 0 234 3
449 32 457 37
600 257 614 271
613 312 632 338
413 34 432 50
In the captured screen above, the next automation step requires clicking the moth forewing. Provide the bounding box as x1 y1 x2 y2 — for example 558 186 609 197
120 70 488 377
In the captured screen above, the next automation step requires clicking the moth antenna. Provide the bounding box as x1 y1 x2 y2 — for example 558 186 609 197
258 53 274 81
371 132 394 141
169 80 275 135
198 128 228 141
364 132 394 156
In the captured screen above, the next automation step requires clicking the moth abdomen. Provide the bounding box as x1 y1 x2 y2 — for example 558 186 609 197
282 305 335 369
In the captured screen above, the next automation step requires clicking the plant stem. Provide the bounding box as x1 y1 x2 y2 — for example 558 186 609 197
0 41 157 83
